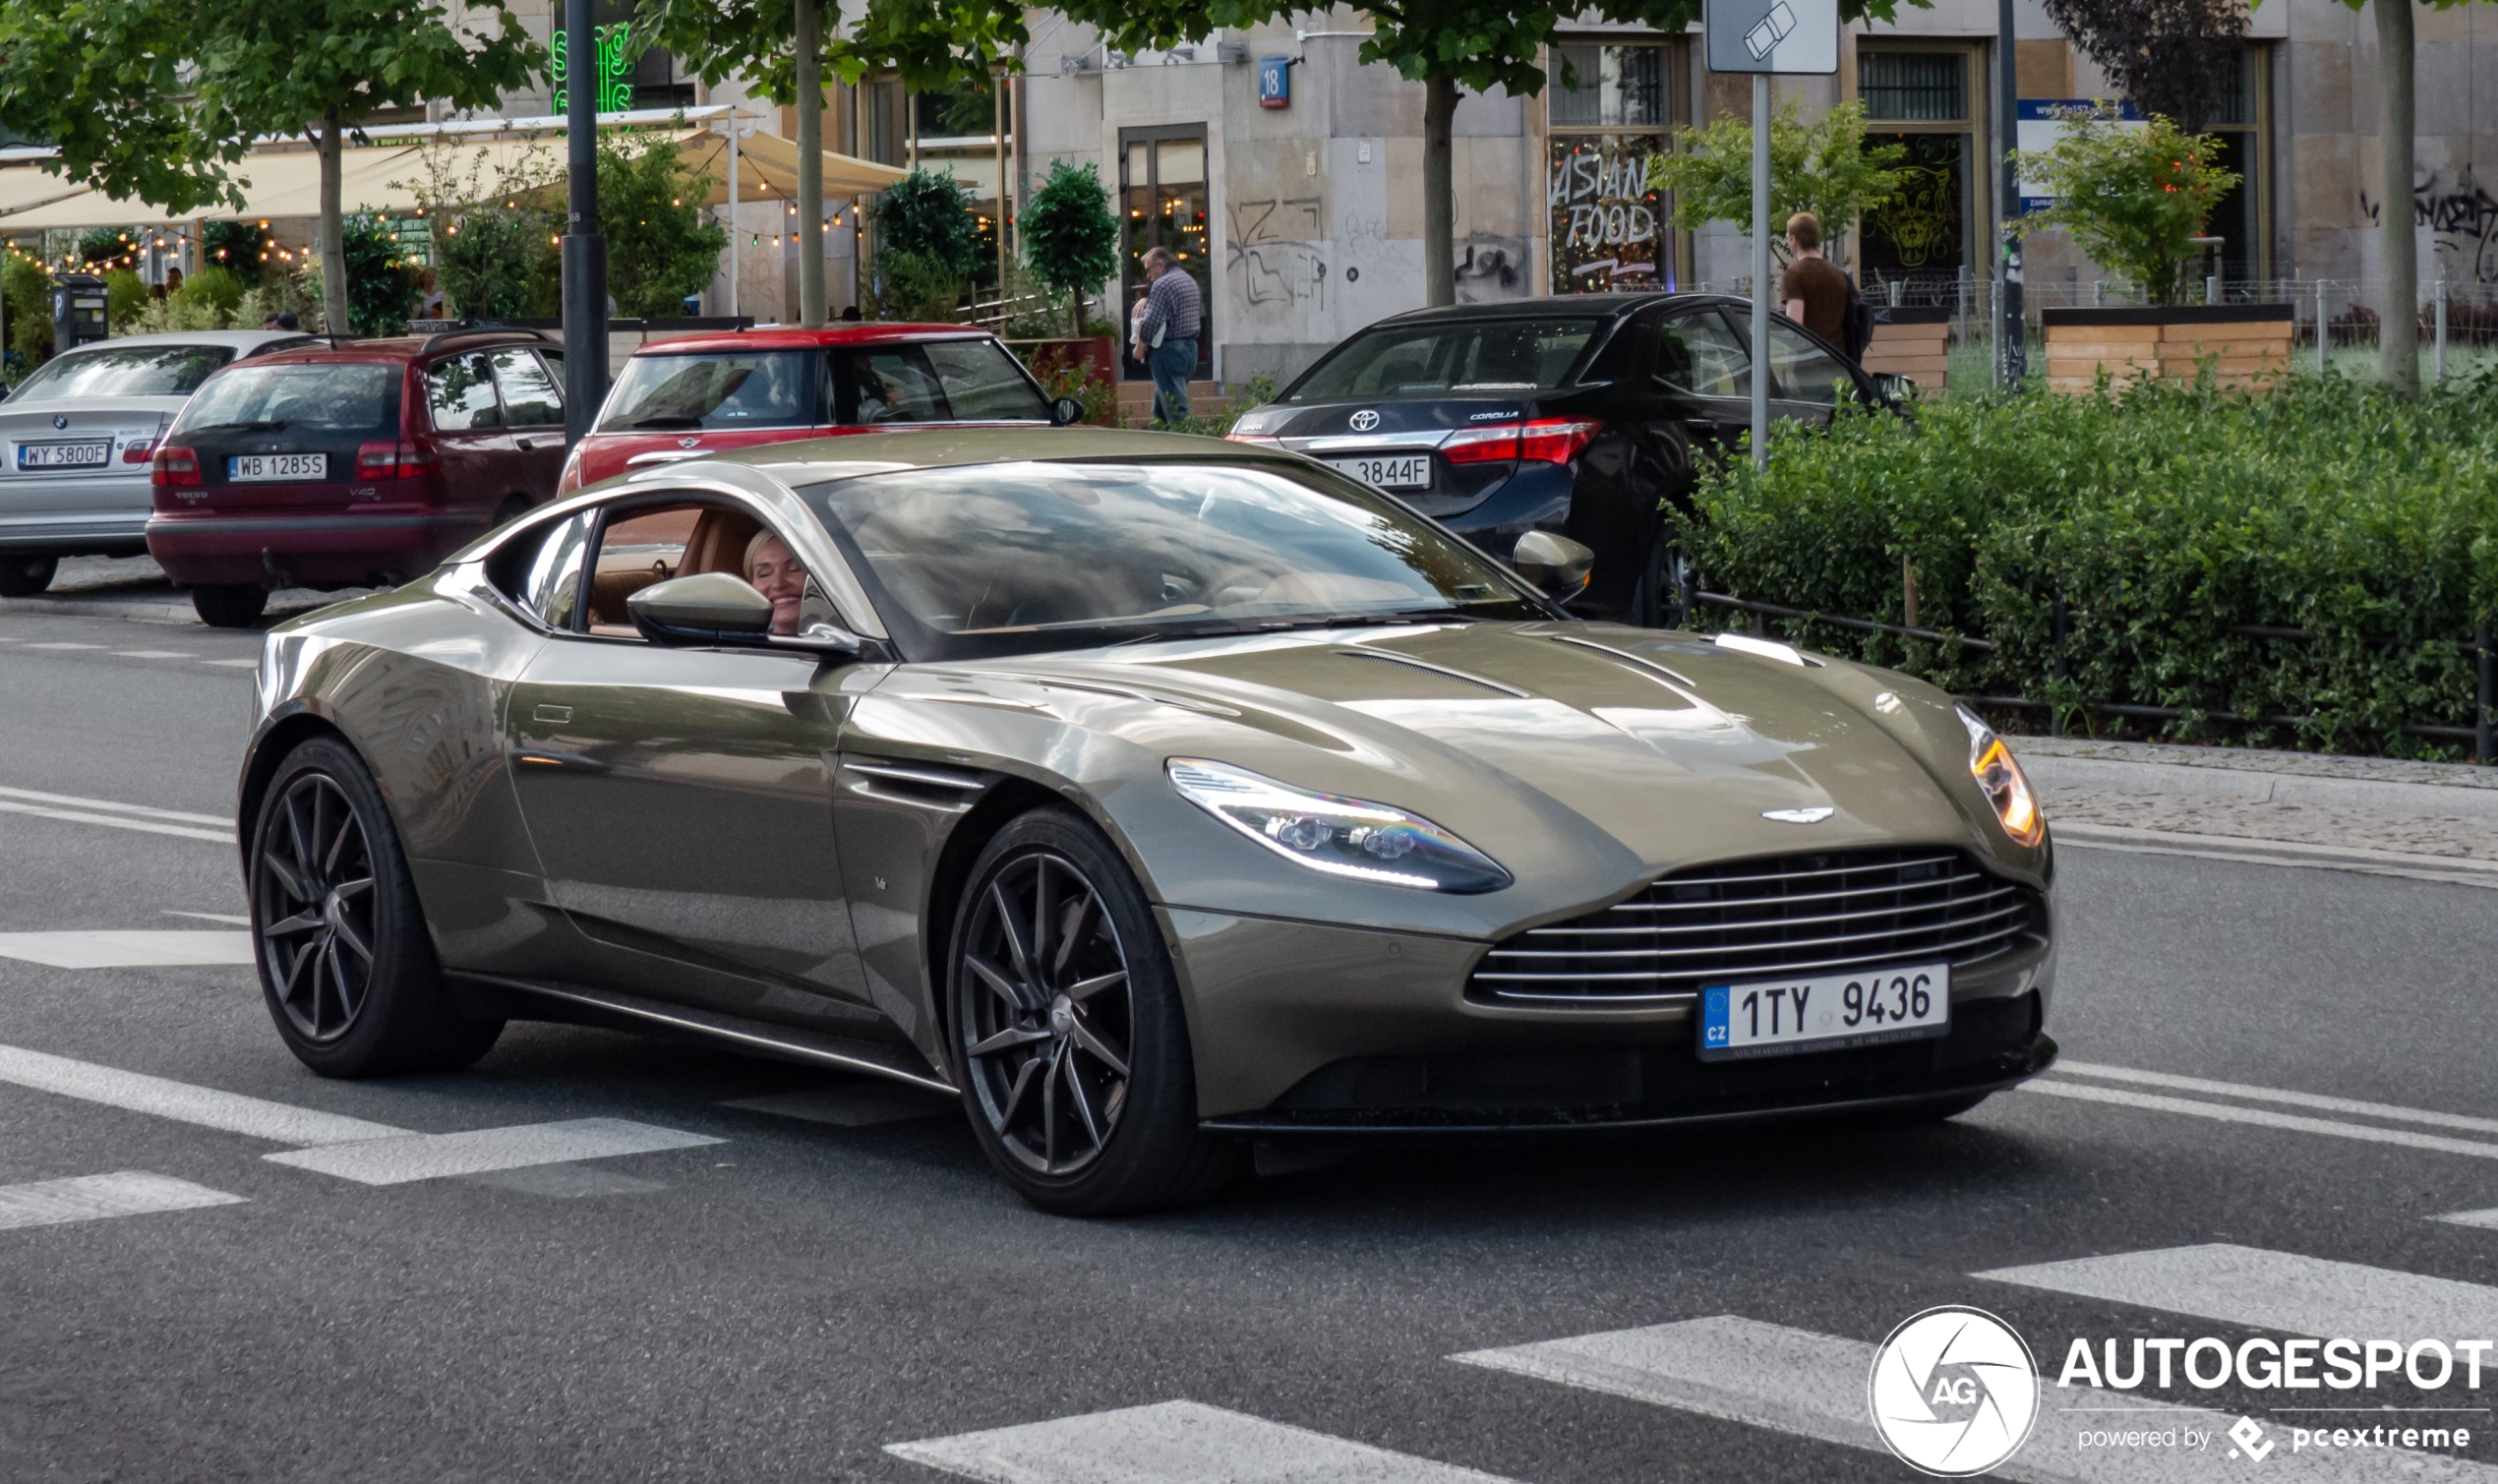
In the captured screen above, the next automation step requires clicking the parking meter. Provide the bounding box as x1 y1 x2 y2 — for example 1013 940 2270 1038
52 273 109 352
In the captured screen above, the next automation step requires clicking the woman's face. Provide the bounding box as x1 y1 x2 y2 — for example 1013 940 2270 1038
747 536 806 634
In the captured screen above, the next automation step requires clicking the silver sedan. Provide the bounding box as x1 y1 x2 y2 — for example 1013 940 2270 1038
0 328 313 595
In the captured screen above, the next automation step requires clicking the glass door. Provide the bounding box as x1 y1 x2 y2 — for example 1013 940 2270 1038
1118 127 1212 382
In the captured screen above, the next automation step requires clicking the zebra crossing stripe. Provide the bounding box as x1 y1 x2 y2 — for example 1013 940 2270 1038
263 1117 723 1186
1977 1243 2498 1344
2435 1210 2498 1230
1453 1315 2498 1482
0 1170 244 1232
0 1042 408 1146
886 1399 1521 1484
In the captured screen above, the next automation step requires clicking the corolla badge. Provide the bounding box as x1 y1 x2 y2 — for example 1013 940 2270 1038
1762 806 1835 824
677 437 701 448
1348 409 1380 433
51 415 68 430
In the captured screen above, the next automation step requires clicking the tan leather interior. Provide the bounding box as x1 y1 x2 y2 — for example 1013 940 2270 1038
586 504 761 635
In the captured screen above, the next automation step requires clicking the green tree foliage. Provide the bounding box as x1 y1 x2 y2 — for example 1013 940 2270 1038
1646 100 1904 263
398 141 562 323
876 167 980 278
598 131 731 317
80 228 137 269
2014 107 2237 306
873 249 965 322
181 264 246 319
102 268 149 330
1674 376 2498 756
1 252 51 372
201 220 268 288
1019 159 1118 336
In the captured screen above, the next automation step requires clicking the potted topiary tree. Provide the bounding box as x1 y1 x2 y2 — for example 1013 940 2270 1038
1012 158 1119 390
2017 106 2288 391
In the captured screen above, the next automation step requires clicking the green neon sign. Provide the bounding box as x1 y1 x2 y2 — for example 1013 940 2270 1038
551 24 634 114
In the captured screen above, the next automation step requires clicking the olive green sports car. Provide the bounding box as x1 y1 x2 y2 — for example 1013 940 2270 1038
238 428 2055 1214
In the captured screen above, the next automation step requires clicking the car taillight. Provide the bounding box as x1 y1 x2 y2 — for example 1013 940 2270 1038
397 440 440 476
1441 426 1520 464
1518 418 1603 463
122 441 154 464
357 441 400 478
150 446 201 488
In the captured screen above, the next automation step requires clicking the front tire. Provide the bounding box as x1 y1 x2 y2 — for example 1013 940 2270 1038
0 553 57 597
948 808 1241 1216
249 737 503 1076
192 583 268 627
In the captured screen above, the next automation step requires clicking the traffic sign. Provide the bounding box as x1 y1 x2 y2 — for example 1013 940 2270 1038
1704 0 1838 74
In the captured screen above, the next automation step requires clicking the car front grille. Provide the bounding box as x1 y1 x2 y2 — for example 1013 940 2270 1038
1469 848 2041 1006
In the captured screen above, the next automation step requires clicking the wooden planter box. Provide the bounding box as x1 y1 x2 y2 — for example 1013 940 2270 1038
2041 304 2293 392
1005 335 1117 389
1861 307 1951 393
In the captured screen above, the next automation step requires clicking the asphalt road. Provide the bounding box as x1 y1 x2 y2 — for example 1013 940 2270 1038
3 603 2496 1484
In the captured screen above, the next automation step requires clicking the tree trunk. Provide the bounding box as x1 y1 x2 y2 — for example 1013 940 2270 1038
2377 0 2417 392
1422 73 1456 307
317 110 347 336
795 0 826 327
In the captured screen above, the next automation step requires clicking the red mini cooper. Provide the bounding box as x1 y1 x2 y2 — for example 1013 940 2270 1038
558 325 1074 494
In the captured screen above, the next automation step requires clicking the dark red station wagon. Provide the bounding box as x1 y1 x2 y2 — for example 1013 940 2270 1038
559 324 1071 495
149 329 568 626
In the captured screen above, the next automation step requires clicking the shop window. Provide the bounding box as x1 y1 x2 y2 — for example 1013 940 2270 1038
1548 44 1668 130
1548 40 1676 295
1857 47 1978 295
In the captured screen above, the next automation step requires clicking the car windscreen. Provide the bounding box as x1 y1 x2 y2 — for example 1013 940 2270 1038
795 460 1543 662
599 350 813 432
174 363 400 435
1285 319 1602 401
7 343 235 402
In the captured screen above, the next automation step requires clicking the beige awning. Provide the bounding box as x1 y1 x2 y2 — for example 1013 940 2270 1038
720 131 908 200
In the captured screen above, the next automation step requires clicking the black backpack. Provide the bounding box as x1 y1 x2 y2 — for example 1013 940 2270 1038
1842 274 1875 362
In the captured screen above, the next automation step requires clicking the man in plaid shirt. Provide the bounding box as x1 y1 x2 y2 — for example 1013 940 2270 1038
1135 246 1202 425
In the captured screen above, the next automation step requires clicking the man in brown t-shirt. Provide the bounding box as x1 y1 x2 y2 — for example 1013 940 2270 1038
1778 211 1852 347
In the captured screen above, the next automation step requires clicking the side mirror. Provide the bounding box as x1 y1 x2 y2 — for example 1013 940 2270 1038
1512 530 1596 601
1872 371 1913 404
625 572 773 646
1047 395 1087 427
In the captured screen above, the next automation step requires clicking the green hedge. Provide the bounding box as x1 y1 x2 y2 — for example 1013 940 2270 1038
1672 375 2498 756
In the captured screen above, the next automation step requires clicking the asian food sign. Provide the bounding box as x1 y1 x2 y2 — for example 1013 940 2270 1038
1548 136 1669 293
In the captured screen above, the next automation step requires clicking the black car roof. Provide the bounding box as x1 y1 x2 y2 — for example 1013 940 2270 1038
1357 291 1743 329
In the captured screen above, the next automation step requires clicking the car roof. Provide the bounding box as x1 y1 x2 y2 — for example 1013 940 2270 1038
1355 292 1741 329
63 328 318 351
244 328 552 367
734 426 1238 483
624 324 998 357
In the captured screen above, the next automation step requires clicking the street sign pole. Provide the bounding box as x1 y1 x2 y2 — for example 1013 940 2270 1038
1751 74 1770 471
1996 0 2026 390
1705 0 1837 474
561 0 608 446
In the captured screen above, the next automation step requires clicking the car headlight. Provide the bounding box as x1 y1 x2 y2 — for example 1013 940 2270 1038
1164 757 1512 893
1955 705 2045 847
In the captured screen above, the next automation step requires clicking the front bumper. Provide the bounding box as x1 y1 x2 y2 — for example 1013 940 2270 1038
147 509 496 587
1160 906 2054 1126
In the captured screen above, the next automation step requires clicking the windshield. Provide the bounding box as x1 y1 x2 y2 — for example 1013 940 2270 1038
8 343 234 403
796 460 1543 662
599 350 813 432
174 363 399 434
1287 319 1601 401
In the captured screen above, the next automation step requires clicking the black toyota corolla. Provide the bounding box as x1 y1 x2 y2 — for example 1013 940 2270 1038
1226 294 1901 625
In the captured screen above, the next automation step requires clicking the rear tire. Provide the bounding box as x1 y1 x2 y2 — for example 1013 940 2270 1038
192 583 268 628
249 736 504 1077
1629 531 1672 628
0 554 57 597
947 807 1243 1216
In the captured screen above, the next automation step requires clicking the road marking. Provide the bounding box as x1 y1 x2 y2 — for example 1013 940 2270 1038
0 784 231 844
2054 1061 2498 1137
199 658 259 669
1978 1243 2498 1342
21 642 103 650
886 1399 1521 1484
1453 1315 2494 1482
2056 825 2498 890
113 650 199 660
0 930 254 969
0 784 227 827
0 1170 245 1232
723 1085 948 1127
2435 1210 2498 1231
0 1042 407 1146
2023 1080 2498 1160
0 800 231 843
264 1117 722 1186
162 911 250 926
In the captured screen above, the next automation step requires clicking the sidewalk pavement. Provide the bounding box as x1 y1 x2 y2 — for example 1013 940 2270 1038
2014 735 2498 889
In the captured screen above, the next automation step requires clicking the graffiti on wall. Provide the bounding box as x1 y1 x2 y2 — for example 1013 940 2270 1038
1548 135 1668 294
2358 169 2498 283
1226 195 1327 317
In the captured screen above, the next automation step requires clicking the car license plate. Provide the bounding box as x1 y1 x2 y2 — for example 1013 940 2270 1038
1328 453 1431 490
1696 963 1949 1061
228 453 327 482
17 442 111 470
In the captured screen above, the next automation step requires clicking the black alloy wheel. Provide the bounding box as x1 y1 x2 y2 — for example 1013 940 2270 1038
249 737 503 1076
0 554 57 597
958 849 1135 1177
193 583 268 628
949 808 1241 1215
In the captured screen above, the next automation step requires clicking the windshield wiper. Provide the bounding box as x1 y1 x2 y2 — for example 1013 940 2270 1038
190 419 287 433
626 415 703 429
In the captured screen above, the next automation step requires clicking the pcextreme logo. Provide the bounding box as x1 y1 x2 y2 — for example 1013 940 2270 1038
1869 1306 2043 1476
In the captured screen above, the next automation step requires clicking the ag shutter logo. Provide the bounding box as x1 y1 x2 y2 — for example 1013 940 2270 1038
1869 1306 2042 1476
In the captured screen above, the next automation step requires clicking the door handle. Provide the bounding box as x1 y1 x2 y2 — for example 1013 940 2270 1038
532 703 572 724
